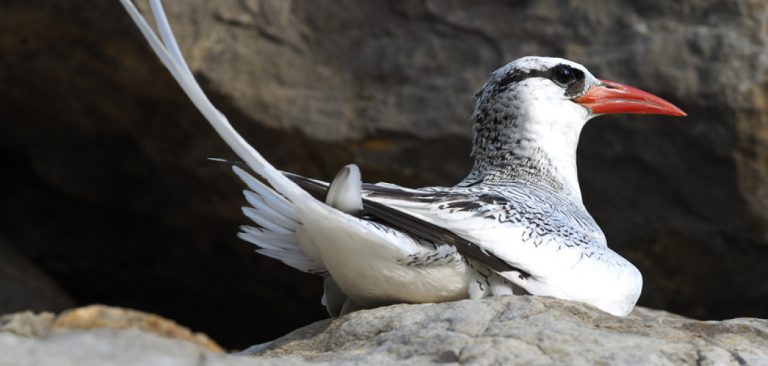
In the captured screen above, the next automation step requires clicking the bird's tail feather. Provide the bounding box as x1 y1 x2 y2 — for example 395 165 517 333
121 0 325 274
119 0 310 204
234 166 326 274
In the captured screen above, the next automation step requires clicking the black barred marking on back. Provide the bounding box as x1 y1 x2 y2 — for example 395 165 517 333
439 185 600 250
285 170 616 263
265 172 611 267
399 246 462 267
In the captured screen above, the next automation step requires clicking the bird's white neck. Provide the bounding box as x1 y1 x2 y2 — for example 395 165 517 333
460 108 586 204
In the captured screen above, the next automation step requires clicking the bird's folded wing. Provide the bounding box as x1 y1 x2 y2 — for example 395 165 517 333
355 181 607 281
285 173 530 276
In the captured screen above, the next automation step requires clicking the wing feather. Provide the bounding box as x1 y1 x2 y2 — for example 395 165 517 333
286 174 528 275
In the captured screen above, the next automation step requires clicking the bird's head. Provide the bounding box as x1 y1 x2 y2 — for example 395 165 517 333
474 56 686 127
467 56 685 195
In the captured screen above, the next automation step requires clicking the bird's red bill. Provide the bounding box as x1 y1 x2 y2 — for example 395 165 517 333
575 80 686 116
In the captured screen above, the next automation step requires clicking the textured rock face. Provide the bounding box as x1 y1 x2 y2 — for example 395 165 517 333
0 307 286 366
254 297 768 365
53 305 224 352
1 299 766 366
0 305 222 352
1 0 768 347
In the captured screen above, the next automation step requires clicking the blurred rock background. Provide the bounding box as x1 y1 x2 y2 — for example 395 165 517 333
0 0 766 349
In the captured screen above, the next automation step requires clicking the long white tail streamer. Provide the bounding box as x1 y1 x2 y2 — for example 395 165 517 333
119 0 309 203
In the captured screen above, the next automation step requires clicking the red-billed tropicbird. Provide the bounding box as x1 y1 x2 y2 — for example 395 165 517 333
120 0 686 317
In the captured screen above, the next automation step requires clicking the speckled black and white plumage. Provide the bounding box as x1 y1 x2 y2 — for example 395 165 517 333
123 1 643 317
263 57 640 316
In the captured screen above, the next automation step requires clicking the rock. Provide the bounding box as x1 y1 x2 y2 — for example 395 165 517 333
253 297 768 365
0 327 299 366
1 298 766 365
0 307 311 366
54 305 224 353
1 0 768 348
0 311 55 338
0 242 75 315
0 305 222 353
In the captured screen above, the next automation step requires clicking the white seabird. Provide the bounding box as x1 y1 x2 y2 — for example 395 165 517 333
120 0 686 317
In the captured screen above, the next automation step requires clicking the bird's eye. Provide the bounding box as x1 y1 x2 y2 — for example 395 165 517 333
552 65 576 85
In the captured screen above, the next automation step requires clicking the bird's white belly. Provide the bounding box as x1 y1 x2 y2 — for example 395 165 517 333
298 208 471 307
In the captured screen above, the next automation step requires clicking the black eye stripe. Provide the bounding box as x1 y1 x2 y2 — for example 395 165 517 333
496 69 551 90
494 64 586 98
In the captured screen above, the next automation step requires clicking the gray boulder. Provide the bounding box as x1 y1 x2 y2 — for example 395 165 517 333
252 296 768 365
2 298 766 365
